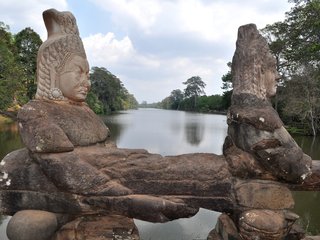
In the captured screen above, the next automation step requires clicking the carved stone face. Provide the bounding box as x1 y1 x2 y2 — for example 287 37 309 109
59 55 90 102
263 56 279 98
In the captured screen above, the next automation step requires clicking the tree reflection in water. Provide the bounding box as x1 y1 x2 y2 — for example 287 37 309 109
185 122 204 146
0 122 24 160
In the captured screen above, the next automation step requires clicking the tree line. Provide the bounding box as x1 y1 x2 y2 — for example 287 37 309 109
140 76 230 113
0 23 138 117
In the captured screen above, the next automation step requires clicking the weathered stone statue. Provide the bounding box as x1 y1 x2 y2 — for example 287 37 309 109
226 24 312 183
16 9 134 198
1 9 319 240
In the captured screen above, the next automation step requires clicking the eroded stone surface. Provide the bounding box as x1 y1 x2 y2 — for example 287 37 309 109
7 210 58 240
53 215 140 240
214 213 239 240
0 143 234 222
238 210 298 240
234 179 294 210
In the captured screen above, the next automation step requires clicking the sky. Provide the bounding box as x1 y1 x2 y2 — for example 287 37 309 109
0 0 293 103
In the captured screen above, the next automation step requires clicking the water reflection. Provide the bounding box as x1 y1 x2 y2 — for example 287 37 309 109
135 208 220 240
0 123 23 160
103 109 227 156
0 123 19 240
184 115 205 146
293 134 320 160
292 135 320 234
185 122 203 145
292 191 320 235
103 112 128 142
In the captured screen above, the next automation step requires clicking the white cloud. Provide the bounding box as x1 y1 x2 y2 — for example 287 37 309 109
83 31 223 102
90 0 162 33
90 0 290 41
83 32 160 69
83 33 134 65
0 0 68 40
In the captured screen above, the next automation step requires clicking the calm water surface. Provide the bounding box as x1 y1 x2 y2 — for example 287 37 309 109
0 108 319 238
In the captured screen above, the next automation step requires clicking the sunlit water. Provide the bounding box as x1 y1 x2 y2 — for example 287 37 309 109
0 108 319 238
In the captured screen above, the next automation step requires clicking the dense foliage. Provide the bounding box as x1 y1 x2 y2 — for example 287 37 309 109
151 76 228 113
0 22 36 112
0 24 138 116
262 0 320 135
88 67 138 114
14 27 42 99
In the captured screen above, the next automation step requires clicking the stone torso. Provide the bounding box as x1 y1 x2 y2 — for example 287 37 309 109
18 100 109 153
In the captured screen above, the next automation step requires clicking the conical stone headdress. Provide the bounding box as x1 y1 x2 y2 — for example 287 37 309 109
231 24 277 103
35 8 87 101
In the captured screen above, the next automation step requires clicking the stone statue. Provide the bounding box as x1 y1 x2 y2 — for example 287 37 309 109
1 9 320 240
19 9 109 153
15 9 134 198
226 24 312 183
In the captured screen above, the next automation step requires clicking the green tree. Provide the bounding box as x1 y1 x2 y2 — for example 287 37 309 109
160 96 171 109
89 67 138 113
169 89 184 110
14 27 42 99
197 95 223 112
183 76 206 110
0 22 24 113
285 0 320 66
261 0 320 135
86 91 104 114
221 62 232 110
90 67 123 112
282 64 320 135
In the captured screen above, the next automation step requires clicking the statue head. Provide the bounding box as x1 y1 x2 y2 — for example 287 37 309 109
231 24 279 102
35 9 90 103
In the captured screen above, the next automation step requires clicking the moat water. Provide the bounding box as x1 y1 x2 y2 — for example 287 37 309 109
0 108 319 238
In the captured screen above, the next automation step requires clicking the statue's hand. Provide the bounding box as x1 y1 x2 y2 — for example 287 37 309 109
83 194 199 223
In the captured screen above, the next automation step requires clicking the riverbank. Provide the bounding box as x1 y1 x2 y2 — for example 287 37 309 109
0 115 13 124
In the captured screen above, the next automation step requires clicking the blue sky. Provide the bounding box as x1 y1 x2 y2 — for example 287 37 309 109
0 0 292 103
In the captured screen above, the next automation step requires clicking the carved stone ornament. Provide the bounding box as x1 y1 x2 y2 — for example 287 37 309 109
48 88 64 100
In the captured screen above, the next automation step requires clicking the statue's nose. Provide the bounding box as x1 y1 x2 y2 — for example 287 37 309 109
80 75 91 90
